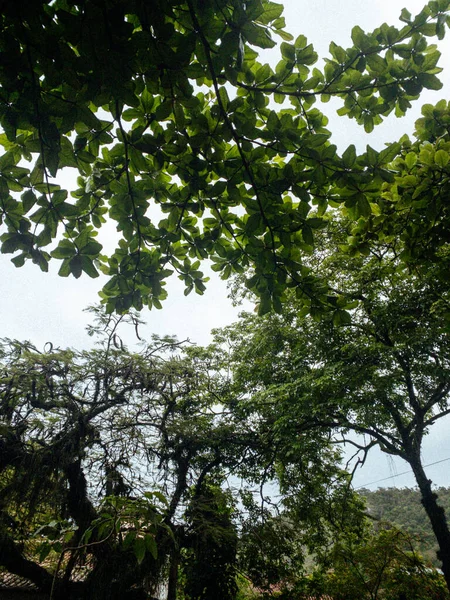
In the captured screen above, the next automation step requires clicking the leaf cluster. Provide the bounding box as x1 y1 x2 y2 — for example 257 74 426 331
1 1 450 313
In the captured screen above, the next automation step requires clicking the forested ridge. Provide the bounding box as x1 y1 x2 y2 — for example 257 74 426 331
361 487 450 567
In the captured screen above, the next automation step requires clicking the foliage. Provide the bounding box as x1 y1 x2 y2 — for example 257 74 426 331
183 482 238 600
235 474 368 596
0 307 369 598
237 506 306 593
216 211 450 586
235 524 450 600
346 99 450 288
4 2 450 596
0 308 252 598
321 527 450 600
360 487 450 567
1 1 450 313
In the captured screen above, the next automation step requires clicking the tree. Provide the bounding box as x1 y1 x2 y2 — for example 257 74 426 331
345 98 450 292
1 1 450 313
218 224 450 590
0 308 257 599
0 305 378 598
183 481 238 600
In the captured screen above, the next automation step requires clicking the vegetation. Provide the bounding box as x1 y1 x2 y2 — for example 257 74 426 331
361 487 450 567
216 208 450 586
235 524 450 600
1 0 450 316
2 0 450 599
0 309 245 599
0 307 362 599
2 303 449 599
320 527 450 600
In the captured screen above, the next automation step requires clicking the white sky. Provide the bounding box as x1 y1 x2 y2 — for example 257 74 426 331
2 0 450 489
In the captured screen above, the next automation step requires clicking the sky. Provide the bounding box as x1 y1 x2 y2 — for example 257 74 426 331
1 0 450 490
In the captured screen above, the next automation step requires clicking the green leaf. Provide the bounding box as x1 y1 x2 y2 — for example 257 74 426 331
258 292 272 315
134 536 146 564
399 8 412 23
275 29 294 42
243 23 276 49
302 224 314 246
255 64 272 82
11 253 26 267
155 101 173 121
145 534 158 559
366 146 379 167
51 240 76 259
280 42 295 61
357 194 371 218
378 143 401 165
296 44 318 65
306 217 325 229
22 190 37 213
405 152 417 169
1 233 20 254
52 190 68 206
218 86 229 110
333 309 352 326
418 73 443 90
81 256 99 278
364 116 374 133
129 147 148 172
308 134 329 148
38 542 52 563
329 41 346 63
342 145 356 167
30 162 44 186
294 35 308 49
69 255 82 278
58 258 71 277
122 531 137 551
434 150 449 167
257 2 284 25
81 240 103 256
245 213 263 235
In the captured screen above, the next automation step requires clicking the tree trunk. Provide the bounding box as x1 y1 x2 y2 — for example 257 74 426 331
409 454 450 591
167 548 179 600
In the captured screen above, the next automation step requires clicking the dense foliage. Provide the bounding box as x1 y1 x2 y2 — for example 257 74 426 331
321 527 450 600
361 487 450 567
3 1 450 598
0 310 241 599
235 524 450 600
216 208 450 585
183 484 238 600
0 308 361 599
1 0 450 315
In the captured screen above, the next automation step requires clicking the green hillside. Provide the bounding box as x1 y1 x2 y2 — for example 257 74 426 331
359 487 450 567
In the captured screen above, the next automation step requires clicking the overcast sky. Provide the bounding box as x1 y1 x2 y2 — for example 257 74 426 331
2 1 450 489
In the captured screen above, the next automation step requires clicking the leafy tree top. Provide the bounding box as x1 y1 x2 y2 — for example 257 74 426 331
1 0 450 313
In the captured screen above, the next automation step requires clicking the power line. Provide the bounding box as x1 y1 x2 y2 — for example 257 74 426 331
355 456 450 489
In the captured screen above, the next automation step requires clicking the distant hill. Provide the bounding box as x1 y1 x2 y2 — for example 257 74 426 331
358 487 450 567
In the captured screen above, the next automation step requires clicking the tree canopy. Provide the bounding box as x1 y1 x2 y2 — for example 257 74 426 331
0 308 361 599
1 0 450 313
3 2 450 598
218 211 450 587
0 309 243 598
